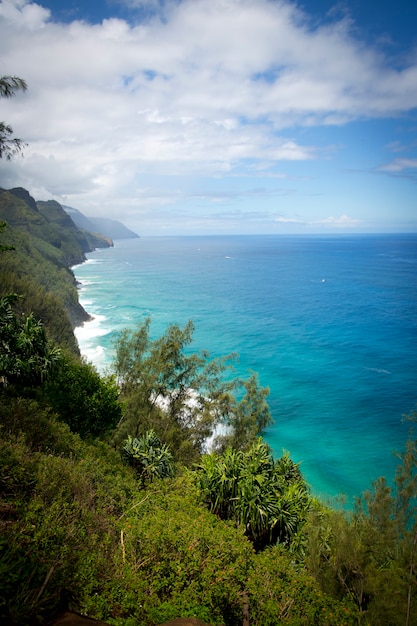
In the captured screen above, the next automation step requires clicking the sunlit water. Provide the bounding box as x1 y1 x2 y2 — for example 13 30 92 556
73 234 417 504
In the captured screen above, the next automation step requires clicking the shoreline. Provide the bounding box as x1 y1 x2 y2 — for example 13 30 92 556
69 235 416 503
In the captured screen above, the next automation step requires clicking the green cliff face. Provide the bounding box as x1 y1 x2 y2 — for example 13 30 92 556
0 187 112 350
37 198 113 263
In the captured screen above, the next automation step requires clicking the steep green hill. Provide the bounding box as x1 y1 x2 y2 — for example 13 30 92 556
0 187 112 349
37 199 114 260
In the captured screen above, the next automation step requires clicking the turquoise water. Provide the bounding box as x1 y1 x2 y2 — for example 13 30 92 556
73 234 417 504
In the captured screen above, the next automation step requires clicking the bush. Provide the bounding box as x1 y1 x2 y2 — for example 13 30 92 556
0 399 138 625
247 545 356 625
43 354 122 439
81 473 254 626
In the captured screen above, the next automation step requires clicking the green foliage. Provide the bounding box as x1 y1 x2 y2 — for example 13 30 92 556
113 318 271 464
113 319 231 460
303 411 417 625
0 397 137 625
247 545 356 625
0 75 27 160
0 272 78 352
0 446 121 624
0 294 62 389
0 188 112 329
0 194 89 328
1 379 416 625
82 473 253 626
198 438 311 551
43 353 122 439
122 430 174 483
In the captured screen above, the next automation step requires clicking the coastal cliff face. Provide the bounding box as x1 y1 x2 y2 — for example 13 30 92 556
0 188 113 262
0 187 113 348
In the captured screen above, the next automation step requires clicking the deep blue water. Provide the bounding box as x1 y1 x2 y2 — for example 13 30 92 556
73 234 417 504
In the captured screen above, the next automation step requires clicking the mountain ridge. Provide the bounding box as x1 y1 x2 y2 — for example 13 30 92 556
63 205 139 240
0 187 115 347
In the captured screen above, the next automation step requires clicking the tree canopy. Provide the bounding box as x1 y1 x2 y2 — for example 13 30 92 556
0 75 27 160
112 318 272 463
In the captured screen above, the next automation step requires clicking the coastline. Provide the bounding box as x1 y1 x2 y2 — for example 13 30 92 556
70 234 417 502
72 256 111 370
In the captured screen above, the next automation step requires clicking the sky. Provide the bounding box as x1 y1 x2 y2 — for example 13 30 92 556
0 0 416 235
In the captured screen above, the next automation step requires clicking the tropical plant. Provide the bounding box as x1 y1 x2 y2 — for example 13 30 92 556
0 75 27 160
198 438 311 551
121 430 174 483
0 294 61 389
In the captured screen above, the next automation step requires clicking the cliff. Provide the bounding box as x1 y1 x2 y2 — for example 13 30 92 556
0 187 113 347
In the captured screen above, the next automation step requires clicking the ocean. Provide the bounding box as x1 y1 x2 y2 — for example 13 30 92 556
73 234 417 504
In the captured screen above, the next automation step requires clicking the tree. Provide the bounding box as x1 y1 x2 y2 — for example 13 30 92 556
0 75 27 160
216 371 272 451
113 319 270 463
43 353 122 439
0 294 61 389
303 410 417 625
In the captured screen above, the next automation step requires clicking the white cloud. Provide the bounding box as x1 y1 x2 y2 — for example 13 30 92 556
0 0 416 231
0 0 50 29
378 158 417 173
275 214 362 228
315 214 362 227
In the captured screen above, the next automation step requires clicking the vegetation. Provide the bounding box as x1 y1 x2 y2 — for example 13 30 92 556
0 294 61 390
0 188 112 331
0 75 27 160
43 352 122 439
0 281 415 624
121 430 174 484
113 318 272 463
198 440 310 551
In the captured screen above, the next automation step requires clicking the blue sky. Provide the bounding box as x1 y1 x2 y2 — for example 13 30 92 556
0 0 416 235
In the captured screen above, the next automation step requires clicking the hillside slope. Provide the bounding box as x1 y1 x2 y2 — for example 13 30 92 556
0 188 111 347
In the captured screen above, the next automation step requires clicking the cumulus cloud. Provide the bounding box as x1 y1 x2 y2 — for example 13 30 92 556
0 0 50 29
0 0 416 231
